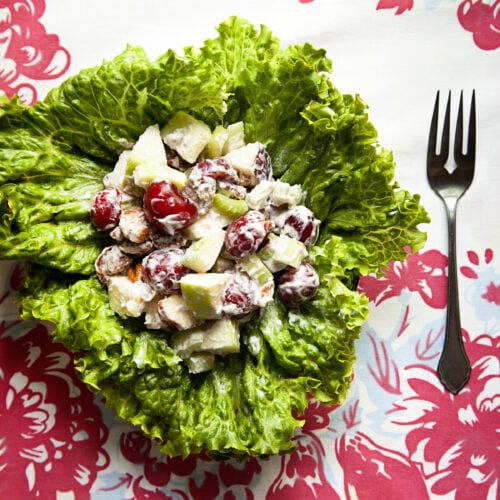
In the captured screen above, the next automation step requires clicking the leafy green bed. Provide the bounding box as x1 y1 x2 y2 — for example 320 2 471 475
0 17 428 459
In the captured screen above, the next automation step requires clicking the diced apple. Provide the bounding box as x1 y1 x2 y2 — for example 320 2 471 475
271 181 303 207
204 125 229 158
161 111 211 163
171 329 205 359
237 254 273 286
133 163 187 190
182 228 226 273
222 121 245 154
199 319 240 355
107 275 155 318
258 233 308 272
127 124 168 173
182 208 232 240
246 180 274 209
157 294 201 330
223 142 271 186
144 297 164 330
104 150 131 189
185 352 215 374
180 273 232 320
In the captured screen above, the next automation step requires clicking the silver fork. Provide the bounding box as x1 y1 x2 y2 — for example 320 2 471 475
427 90 476 394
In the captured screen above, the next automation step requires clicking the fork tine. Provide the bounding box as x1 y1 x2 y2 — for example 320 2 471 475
454 89 476 163
428 90 451 165
441 91 451 160
427 91 440 162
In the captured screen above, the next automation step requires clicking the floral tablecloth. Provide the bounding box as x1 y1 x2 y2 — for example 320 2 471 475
0 1 499 499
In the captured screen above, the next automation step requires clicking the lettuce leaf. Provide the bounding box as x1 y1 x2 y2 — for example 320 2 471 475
1 17 429 459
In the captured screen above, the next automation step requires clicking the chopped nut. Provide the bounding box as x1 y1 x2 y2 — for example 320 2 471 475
127 262 143 282
119 206 150 243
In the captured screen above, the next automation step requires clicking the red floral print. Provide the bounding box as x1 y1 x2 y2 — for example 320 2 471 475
0 0 71 104
395 331 500 500
102 429 263 499
336 432 430 500
267 399 341 500
375 0 500 50
458 0 500 50
460 248 500 329
0 322 109 499
376 0 414 15
358 248 448 309
482 282 500 304
461 248 500 305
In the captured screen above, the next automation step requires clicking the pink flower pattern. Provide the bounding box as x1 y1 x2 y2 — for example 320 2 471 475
0 1 498 497
0 0 71 104
375 0 500 50
303 0 500 51
0 321 110 498
396 331 500 499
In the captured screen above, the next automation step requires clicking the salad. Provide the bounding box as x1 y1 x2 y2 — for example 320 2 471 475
92 117 322 374
0 17 429 459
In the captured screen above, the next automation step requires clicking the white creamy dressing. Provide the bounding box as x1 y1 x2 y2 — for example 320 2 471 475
155 211 193 235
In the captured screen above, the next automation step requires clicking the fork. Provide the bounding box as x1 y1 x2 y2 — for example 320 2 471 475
427 90 475 394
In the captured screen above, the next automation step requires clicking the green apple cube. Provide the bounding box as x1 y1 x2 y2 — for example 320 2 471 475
246 180 274 209
127 124 168 173
271 181 303 207
171 329 205 359
182 228 226 273
161 111 211 163
182 208 232 240
133 163 187 190
237 254 273 286
185 352 215 374
222 121 245 154
158 294 200 330
199 319 240 355
259 233 307 272
105 150 131 189
107 276 156 318
223 142 259 177
180 273 232 319
204 125 229 158
213 193 248 219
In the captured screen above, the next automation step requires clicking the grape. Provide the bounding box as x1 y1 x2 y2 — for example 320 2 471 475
281 206 319 246
141 248 190 293
224 210 272 259
277 262 319 306
222 273 256 318
143 181 198 235
95 245 134 284
90 187 121 231
252 144 272 184
195 158 239 183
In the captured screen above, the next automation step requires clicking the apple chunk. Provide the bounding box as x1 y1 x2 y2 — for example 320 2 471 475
180 273 232 320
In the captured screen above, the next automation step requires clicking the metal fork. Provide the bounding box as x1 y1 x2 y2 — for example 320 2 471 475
427 90 476 394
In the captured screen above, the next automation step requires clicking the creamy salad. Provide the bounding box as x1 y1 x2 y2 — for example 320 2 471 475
91 114 320 373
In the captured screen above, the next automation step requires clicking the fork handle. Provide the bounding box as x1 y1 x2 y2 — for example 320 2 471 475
438 198 471 394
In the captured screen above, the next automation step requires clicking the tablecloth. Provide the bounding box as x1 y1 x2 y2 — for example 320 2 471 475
0 1 499 499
